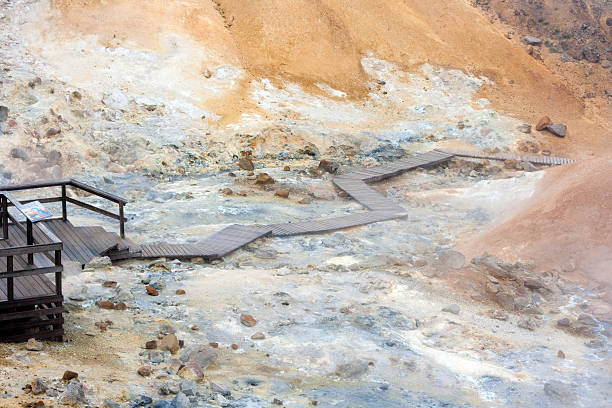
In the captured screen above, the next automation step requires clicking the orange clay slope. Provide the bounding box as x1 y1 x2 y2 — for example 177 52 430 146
458 154 612 295
50 0 610 154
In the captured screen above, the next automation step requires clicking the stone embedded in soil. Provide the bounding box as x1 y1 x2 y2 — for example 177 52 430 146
251 332 265 340
175 289 186 295
238 157 255 171
96 300 115 309
62 371 78 382
26 338 44 351
275 189 290 198
517 123 531 133
231 343 239 350
160 334 180 354
114 302 127 310
102 281 117 288
523 36 542 46
146 285 159 296
535 116 552 131
137 365 152 377
58 380 87 405
31 378 48 395
318 159 339 174
441 304 460 315
221 187 233 195
145 340 158 349
210 382 231 397
178 363 204 381
240 314 257 327
438 250 465 269
557 350 566 359
335 359 370 378
545 123 567 138
283 165 291 171
0 106 8 122
255 173 275 185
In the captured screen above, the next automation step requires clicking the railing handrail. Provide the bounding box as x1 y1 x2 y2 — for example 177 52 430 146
0 179 128 204
0 179 128 238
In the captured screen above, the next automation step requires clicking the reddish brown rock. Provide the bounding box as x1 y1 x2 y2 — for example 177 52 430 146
251 332 266 340
221 188 233 196
96 300 115 310
209 342 219 348
275 189 290 198
137 366 152 377
283 165 291 171
160 334 180 354
535 116 551 131
146 285 159 296
62 371 78 382
114 302 127 310
240 314 257 327
103 281 117 288
145 340 158 349
175 289 186 295
255 173 275 185
231 344 238 350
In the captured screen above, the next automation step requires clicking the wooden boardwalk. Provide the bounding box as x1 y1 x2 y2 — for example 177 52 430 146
0 149 575 341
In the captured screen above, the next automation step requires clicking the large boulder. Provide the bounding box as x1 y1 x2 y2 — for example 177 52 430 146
179 344 219 371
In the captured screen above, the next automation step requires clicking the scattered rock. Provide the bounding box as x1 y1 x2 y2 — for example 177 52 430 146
523 277 544 290
517 124 531 133
438 250 465 269
240 314 257 327
31 378 48 395
145 340 158 349
274 189 290 198
203 69 213 79
175 289 186 295
180 344 219 371
441 304 460 315
255 173 275 185
298 196 313 204
545 124 567 138
318 160 339 174
577 314 598 327
523 36 542 46
517 318 537 331
557 318 571 328
114 302 127 310
26 338 44 351
96 300 115 310
557 350 565 359
58 380 87 405
221 187 233 196
102 281 117 288
283 165 290 171
86 256 112 269
231 343 238 350
585 338 606 349
102 88 130 110
0 106 8 122
543 380 576 403
251 332 265 340
238 157 254 171
45 128 61 137
172 392 190 408
178 363 204 381
210 382 231 397
146 285 159 296
10 148 28 161
491 310 508 321
535 116 552 131
137 365 152 377
335 359 370 378
160 334 180 354
62 371 78 382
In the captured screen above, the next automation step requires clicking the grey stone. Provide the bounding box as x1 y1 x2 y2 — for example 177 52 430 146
171 392 190 408
523 36 542 46
438 250 465 269
159 382 180 396
180 344 219 370
210 382 231 397
520 161 538 172
102 88 130 110
0 106 8 122
179 380 197 396
585 338 606 349
84 256 112 269
544 380 576 403
58 379 87 405
103 400 121 408
10 148 28 161
31 378 48 395
577 314 598 327
545 124 567 138
441 304 460 315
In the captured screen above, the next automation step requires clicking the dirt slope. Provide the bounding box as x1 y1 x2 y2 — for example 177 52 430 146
459 155 612 294
48 0 610 154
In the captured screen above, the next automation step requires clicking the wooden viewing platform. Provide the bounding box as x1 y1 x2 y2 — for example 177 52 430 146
0 149 575 342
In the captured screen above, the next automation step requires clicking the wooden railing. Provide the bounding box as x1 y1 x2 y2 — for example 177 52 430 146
0 192 63 302
0 179 128 238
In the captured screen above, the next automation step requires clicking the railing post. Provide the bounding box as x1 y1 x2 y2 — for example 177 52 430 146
55 249 62 296
119 202 125 239
27 220 34 265
61 184 67 221
7 255 13 301
1 195 7 240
